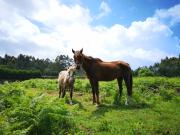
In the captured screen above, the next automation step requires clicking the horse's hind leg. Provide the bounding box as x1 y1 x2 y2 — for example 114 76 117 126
123 73 132 105
117 77 123 98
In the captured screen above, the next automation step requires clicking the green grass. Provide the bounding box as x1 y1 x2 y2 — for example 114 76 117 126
0 77 180 135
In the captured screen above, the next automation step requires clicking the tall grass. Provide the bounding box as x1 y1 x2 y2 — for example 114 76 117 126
0 77 180 134
0 80 76 135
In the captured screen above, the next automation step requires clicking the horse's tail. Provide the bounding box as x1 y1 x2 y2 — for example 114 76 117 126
130 70 133 95
122 66 133 96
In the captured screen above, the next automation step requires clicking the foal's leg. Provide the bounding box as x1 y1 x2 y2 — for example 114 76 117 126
62 85 66 98
89 79 96 104
59 84 62 98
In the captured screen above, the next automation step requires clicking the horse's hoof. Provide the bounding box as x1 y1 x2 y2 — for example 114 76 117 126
125 101 128 106
69 100 73 105
92 102 96 105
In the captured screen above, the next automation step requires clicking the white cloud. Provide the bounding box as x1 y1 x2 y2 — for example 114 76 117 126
33 2 92 27
155 4 180 26
96 1 111 19
0 0 180 69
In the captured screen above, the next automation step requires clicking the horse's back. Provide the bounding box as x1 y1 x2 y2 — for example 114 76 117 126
96 60 130 70
115 60 131 71
90 60 131 81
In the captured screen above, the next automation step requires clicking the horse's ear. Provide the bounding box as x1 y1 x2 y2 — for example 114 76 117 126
80 48 83 54
72 49 75 54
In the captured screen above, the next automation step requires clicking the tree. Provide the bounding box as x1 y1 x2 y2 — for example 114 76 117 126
150 56 180 77
137 67 155 77
0 54 74 78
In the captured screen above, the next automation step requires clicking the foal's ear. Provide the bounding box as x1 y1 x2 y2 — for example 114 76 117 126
80 48 83 54
72 49 75 54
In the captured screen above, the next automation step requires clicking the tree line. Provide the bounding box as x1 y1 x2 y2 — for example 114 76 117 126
133 55 180 77
0 54 179 80
0 54 73 79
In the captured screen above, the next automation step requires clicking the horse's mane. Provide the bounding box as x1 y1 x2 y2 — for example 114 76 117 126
86 56 103 62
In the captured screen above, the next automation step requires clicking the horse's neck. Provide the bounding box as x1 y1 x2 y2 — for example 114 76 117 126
82 55 93 73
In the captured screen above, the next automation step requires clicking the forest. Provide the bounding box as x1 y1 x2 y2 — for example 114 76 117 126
0 54 180 80
0 54 73 79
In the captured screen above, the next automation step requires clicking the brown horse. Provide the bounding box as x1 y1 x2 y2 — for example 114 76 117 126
72 48 133 105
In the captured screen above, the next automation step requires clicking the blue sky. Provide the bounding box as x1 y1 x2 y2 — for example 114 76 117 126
82 0 180 35
0 0 180 69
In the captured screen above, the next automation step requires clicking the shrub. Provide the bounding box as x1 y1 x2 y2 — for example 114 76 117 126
138 67 155 77
0 67 41 80
0 82 76 135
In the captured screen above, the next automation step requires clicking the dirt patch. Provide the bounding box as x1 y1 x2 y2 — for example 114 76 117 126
46 91 58 96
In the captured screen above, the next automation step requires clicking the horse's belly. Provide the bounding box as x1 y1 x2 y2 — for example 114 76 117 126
97 74 118 81
98 78 115 81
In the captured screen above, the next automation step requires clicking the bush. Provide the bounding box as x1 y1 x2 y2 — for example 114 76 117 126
0 82 76 135
37 106 75 135
138 67 155 77
0 67 41 80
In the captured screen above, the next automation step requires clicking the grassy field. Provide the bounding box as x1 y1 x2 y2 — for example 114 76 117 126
0 77 180 135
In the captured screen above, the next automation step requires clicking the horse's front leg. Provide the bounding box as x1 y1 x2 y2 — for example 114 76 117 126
69 86 73 105
89 79 96 104
94 81 100 105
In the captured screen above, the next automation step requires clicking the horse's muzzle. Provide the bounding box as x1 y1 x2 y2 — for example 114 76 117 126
76 65 80 70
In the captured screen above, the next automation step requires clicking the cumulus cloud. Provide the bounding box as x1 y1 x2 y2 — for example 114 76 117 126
155 4 180 26
0 0 180 69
